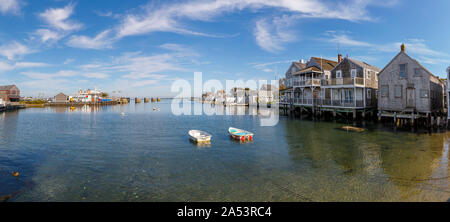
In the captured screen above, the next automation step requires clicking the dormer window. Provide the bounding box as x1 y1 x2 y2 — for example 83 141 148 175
336 70 342 78
351 69 357 78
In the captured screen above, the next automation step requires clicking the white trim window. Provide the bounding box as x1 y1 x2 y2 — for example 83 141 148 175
351 69 357 78
336 70 342 78
367 89 371 98
366 69 371 79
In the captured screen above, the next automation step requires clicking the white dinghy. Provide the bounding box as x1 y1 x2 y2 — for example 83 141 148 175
189 130 212 143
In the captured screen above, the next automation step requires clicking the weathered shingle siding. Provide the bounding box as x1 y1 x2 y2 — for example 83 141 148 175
378 52 444 113
331 60 364 79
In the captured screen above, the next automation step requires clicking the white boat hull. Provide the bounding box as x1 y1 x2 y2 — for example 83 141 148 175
189 130 212 143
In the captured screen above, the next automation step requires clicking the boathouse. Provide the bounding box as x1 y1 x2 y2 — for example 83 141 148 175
54 92 69 103
0 85 20 104
320 55 380 118
377 44 445 126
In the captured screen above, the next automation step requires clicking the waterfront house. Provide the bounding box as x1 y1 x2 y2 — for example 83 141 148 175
215 90 226 104
281 60 306 104
0 85 20 105
54 93 69 103
230 87 249 105
291 57 338 106
378 44 444 119
259 84 278 105
321 55 380 112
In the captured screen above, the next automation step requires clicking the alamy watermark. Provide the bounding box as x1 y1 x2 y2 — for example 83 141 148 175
171 72 279 126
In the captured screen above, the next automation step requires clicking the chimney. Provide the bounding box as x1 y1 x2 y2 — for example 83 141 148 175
401 43 405 52
338 54 342 63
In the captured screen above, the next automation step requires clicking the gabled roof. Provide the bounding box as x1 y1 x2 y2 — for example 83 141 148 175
347 58 381 72
293 66 322 75
379 51 442 84
260 84 278 91
293 61 306 70
310 57 338 71
55 92 68 97
0 85 18 90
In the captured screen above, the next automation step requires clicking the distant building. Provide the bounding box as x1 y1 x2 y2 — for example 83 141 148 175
378 44 444 117
54 93 69 103
259 84 278 104
71 89 104 102
0 85 20 104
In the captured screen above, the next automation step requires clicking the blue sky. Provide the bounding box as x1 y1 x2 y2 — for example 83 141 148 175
0 0 450 97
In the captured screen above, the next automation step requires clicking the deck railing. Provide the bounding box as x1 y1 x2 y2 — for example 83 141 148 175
280 98 374 108
293 78 321 87
321 77 366 86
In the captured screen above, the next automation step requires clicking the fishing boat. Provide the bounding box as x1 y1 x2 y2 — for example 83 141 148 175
189 130 212 143
228 127 254 142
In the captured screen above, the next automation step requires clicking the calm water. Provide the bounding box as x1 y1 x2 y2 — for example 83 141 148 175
0 99 449 202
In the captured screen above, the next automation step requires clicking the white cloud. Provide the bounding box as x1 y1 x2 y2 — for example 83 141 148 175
39 3 82 31
324 33 450 67
63 58 75 65
254 16 296 53
21 70 78 79
67 30 114 49
0 0 21 15
81 72 109 79
328 33 373 47
113 0 392 52
14 62 49 68
130 79 158 87
35 29 64 43
0 41 33 60
0 61 49 72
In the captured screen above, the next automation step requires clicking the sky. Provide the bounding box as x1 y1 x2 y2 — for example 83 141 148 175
1 0 450 97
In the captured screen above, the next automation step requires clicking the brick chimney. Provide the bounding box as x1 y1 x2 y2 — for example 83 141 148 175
338 54 342 63
401 43 405 52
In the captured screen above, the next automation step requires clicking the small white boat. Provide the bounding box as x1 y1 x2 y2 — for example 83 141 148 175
228 127 254 141
189 130 212 143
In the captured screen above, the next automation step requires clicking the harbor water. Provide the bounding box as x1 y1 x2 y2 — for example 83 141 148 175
0 99 449 201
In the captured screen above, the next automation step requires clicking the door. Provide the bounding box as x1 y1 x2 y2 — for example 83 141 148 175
406 88 415 108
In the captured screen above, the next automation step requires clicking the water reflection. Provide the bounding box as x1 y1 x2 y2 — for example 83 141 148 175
284 120 450 201
1 101 449 201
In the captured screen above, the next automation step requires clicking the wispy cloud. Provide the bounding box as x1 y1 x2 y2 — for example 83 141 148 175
0 61 49 72
67 30 115 49
35 3 83 44
21 70 78 79
324 32 450 65
39 3 82 31
111 0 396 52
254 15 297 53
34 28 65 43
0 41 34 60
0 0 22 15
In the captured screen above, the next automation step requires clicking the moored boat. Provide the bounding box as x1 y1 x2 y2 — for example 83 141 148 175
189 130 212 143
228 127 254 142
